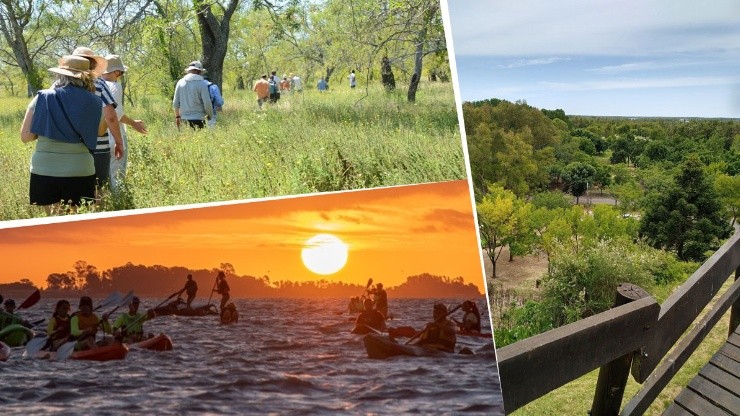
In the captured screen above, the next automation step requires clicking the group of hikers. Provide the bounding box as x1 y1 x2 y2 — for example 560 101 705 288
18 45 357 214
351 281 483 353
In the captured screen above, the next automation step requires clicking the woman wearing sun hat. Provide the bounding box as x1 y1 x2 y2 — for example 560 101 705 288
19 55 102 214
71 46 124 192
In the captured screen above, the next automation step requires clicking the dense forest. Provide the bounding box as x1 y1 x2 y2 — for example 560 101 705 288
0 261 482 299
464 99 739 346
0 0 448 101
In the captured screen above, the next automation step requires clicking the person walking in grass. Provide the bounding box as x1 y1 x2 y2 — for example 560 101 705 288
72 47 124 193
173 61 214 130
254 74 270 109
20 55 102 214
317 77 328 91
100 54 147 192
349 70 356 89
205 75 224 128
291 73 303 93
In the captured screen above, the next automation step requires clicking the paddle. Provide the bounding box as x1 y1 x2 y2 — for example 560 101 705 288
118 292 176 335
363 324 384 335
206 274 219 306
55 341 77 360
103 290 134 319
404 302 465 346
18 289 41 310
25 292 121 357
360 278 373 300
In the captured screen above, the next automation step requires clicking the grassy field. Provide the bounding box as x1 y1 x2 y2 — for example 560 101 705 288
0 81 465 220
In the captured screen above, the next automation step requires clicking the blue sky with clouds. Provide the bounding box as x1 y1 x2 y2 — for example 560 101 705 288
446 0 740 118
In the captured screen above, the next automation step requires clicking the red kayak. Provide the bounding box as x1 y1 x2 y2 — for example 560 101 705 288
0 341 10 361
71 343 129 361
132 334 173 351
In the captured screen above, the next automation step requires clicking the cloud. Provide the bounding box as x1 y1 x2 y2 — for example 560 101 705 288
499 57 570 68
448 0 740 57
540 75 740 91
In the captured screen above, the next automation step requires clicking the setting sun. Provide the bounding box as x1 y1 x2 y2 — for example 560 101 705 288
301 234 349 275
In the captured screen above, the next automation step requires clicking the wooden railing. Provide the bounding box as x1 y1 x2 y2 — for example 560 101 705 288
496 230 740 415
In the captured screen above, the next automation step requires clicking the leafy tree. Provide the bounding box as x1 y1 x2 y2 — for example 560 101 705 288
476 185 530 277
562 162 596 204
640 156 732 261
531 191 571 210
714 173 740 226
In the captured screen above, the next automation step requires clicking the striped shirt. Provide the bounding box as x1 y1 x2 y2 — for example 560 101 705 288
94 78 117 154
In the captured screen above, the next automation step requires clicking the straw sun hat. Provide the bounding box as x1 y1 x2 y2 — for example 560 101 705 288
71 46 108 76
48 55 92 79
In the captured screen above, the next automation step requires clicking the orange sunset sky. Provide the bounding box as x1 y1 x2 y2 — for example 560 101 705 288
0 180 486 292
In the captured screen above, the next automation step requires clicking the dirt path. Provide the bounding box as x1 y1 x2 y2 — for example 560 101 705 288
482 246 549 293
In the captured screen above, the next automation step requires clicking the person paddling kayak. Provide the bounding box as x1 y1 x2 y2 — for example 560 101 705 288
454 300 482 333
1 299 32 329
45 299 72 351
71 296 111 351
354 298 386 333
414 303 457 353
112 296 155 343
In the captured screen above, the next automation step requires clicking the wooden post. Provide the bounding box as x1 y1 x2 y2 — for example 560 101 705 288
591 283 650 416
731 265 740 337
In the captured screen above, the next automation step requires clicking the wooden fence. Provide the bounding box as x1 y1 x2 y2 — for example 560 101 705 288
497 230 740 415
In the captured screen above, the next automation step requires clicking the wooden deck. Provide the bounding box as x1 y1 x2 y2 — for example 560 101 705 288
663 325 740 415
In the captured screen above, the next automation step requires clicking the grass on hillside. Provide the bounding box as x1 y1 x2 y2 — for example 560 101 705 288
0 82 464 220
509 278 735 415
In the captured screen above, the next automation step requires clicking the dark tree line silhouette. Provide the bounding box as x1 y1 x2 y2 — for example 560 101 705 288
5 262 483 299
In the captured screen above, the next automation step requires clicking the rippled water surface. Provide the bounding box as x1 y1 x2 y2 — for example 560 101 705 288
1 298 503 415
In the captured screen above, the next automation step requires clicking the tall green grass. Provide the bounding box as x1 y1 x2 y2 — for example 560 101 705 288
0 82 464 220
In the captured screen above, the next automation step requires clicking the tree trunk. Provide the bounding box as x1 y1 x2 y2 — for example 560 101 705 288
0 0 44 96
194 0 239 91
380 56 395 91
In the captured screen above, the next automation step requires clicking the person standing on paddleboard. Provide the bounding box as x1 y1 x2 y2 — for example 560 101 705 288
178 274 198 309
214 271 230 315
368 283 389 319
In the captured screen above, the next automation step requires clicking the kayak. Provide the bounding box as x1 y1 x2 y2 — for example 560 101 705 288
132 333 173 351
388 326 417 338
0 324 34 347
363 334 437 359
0 341 9 361
153 303 219 317
35 342 129 361
351 324 384 335
457 330 493 339
71 343 129 361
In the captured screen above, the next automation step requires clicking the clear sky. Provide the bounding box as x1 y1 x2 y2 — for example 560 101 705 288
447 0 740 118
0 181 485 292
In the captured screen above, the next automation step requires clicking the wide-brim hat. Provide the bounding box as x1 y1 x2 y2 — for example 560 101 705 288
48 55 92 79
103 54 127 74
184 60 206 73
72 47 108 76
